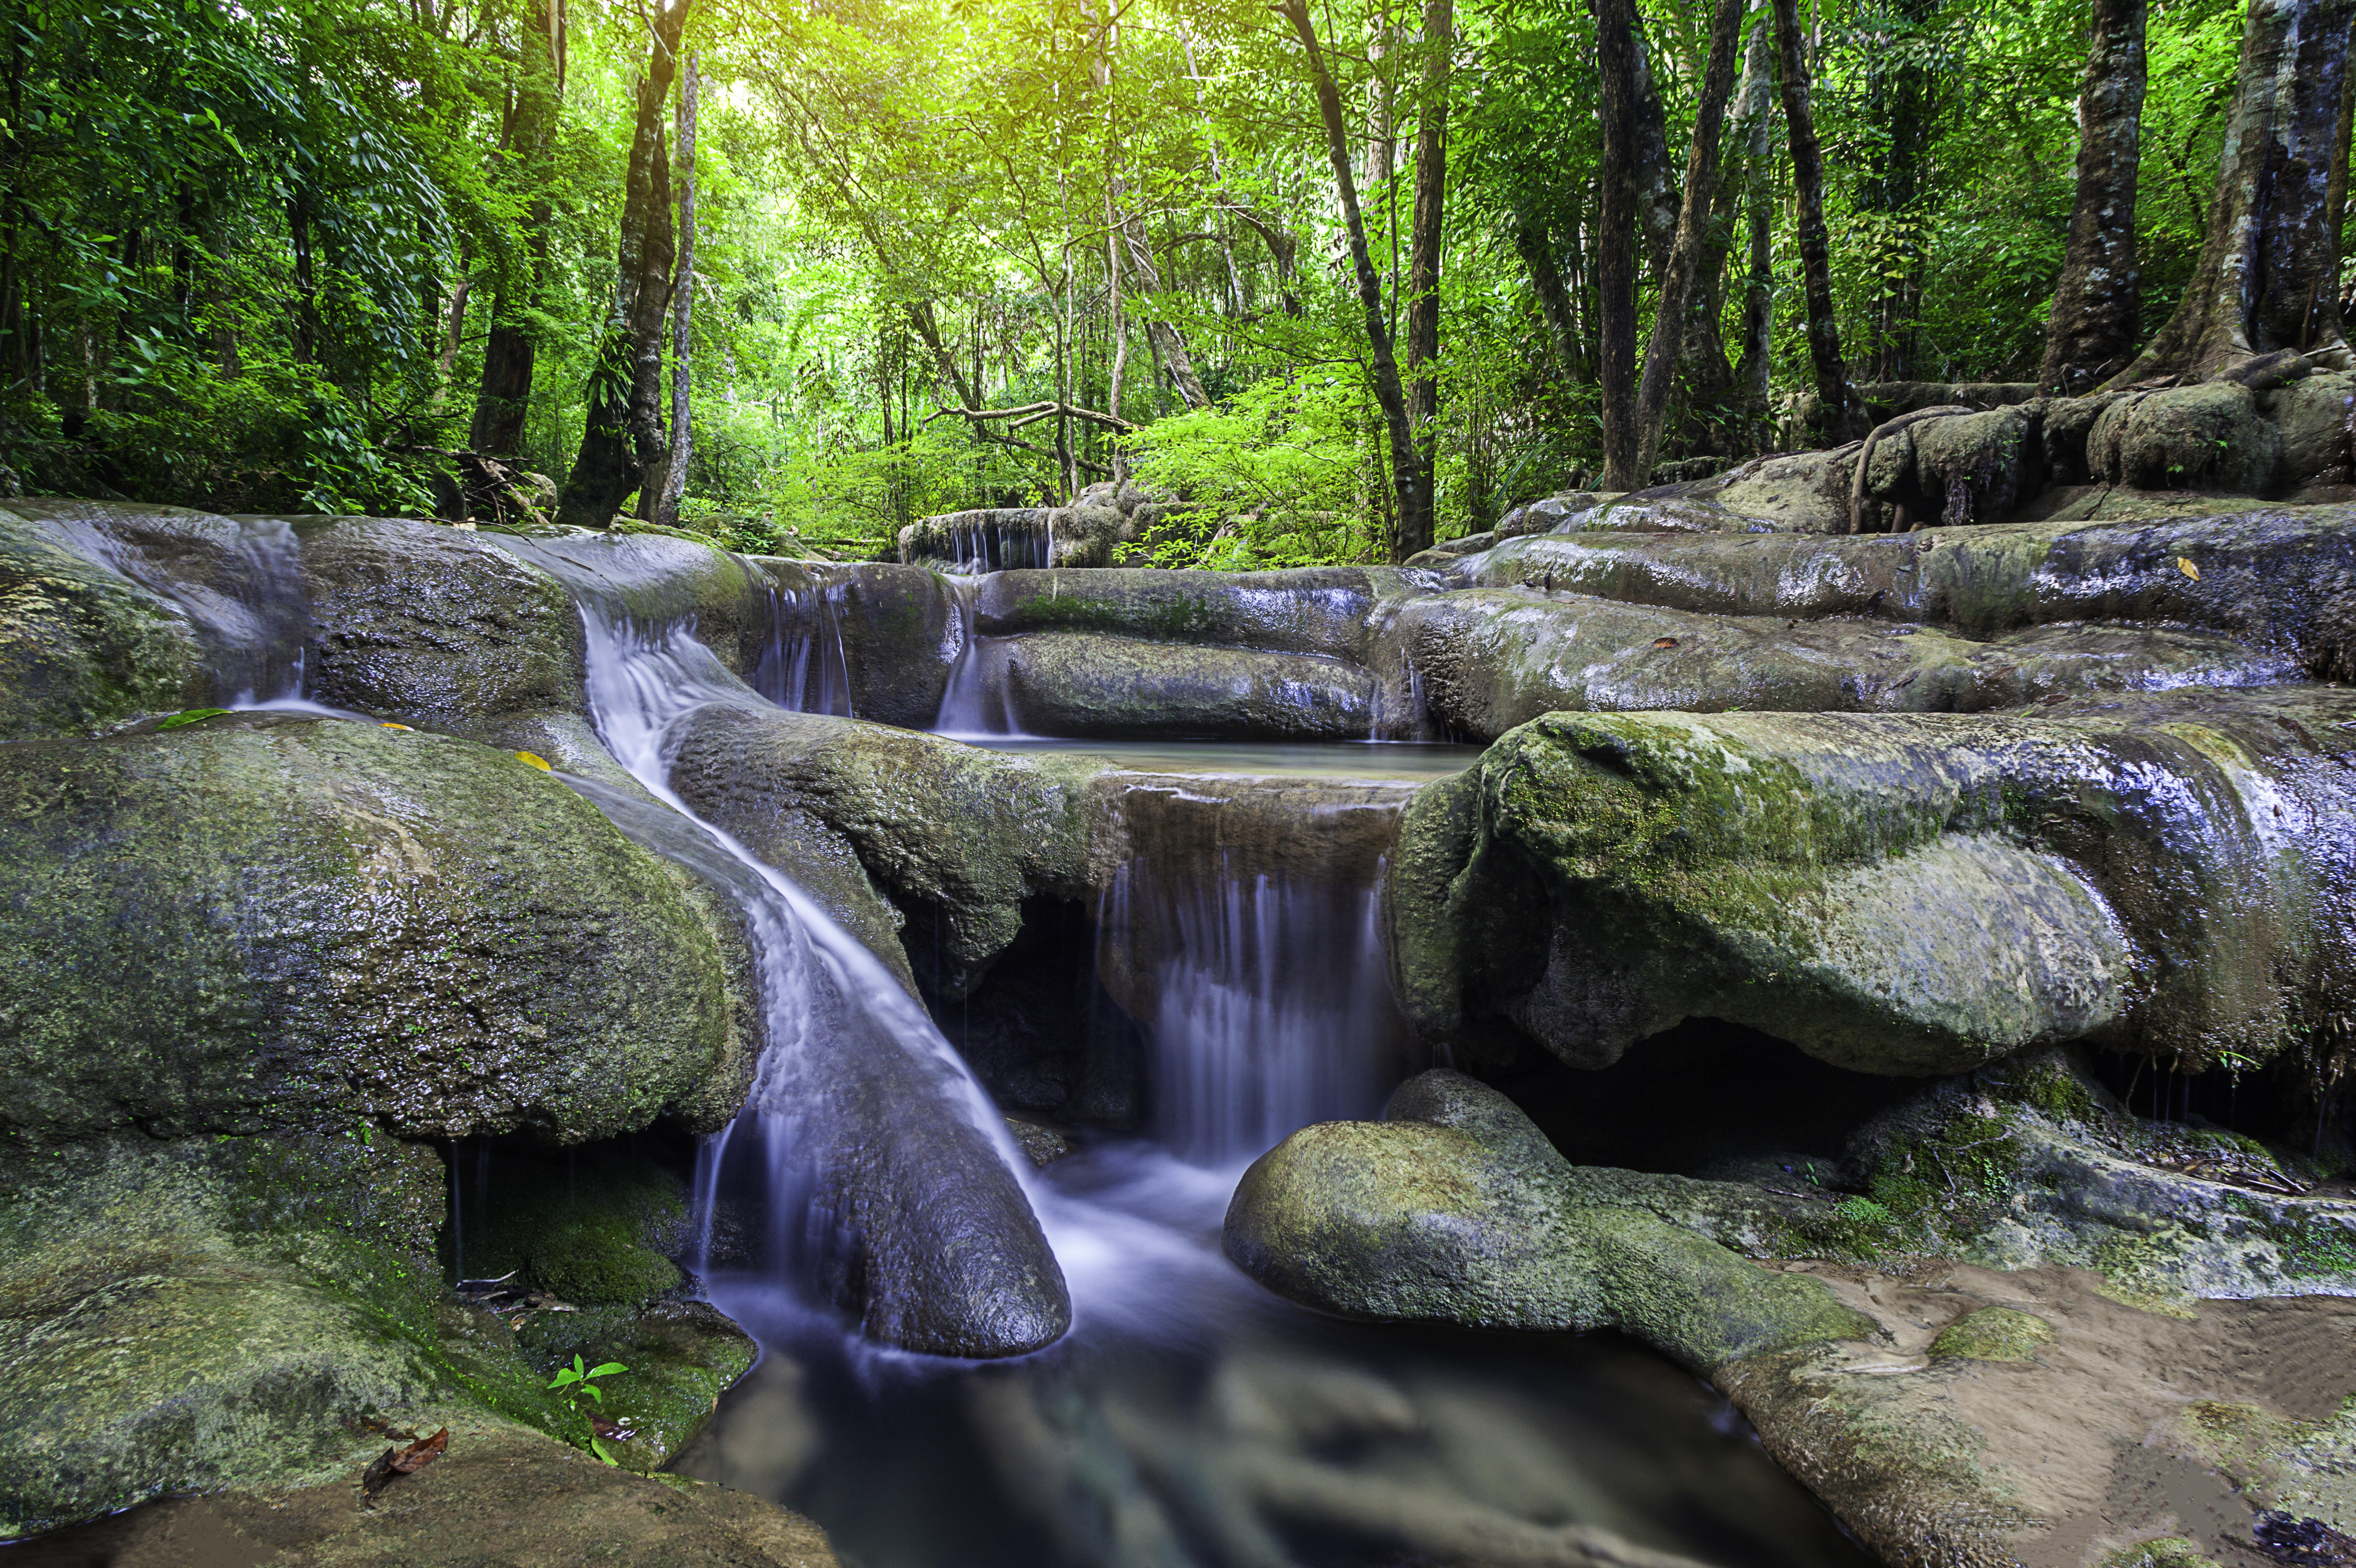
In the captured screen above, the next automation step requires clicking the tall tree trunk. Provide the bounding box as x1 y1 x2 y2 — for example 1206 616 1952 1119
1737 13 1777 450
557 0 689 529
1860 0 1939 380
1405 0 1452 525
2111 0 2356 381
650 54 697 528
1772 0 1854 442
471 0 563 457
2040 0 2146 392
1597 0 1644 489
289 192 319 365
1515 213 1589 385
1630 0 1748 485
1116 192 1213 409
1280 0 1429 559
1631 22 1681 277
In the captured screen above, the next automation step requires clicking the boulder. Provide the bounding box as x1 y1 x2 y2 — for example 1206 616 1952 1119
301 516 584 725
1461 509 2356 680
0 714 742 1147
1390 689 2356 1077
1222 1071 1874 1364
663 704 1103 994
1386 588 2292 741
0 502 204 739
746 561 957 728
2262 370 2356 491
973 566 1403 660
2089 381 2281 494
975 632 1380 740
1686 446 1861 533
478 524 774 677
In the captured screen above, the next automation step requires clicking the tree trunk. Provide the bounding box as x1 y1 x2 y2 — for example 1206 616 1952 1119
1631 21 1681 278
289 192 318 365
1597 0 1644 489
557 0 690 530
1772 0 1854 442
650 54 696 529
1630 0 1748 485
1515 213 1588 385
1116 191 1212 409
2110 0 2356 382
1859 0 1939 380
1280 0 1429 559
2040 0 2146 392
471 0 563 457
1737 12 1777 451
1405 0 1452 525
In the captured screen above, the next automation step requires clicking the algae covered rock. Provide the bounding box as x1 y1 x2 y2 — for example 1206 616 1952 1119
1222 1071 1873 1370
0 713 742 1146
0 502 204 739
1928 1305 2055 1361
1390 688 2356 1078
979 632 1379 740
528 1214 685 1306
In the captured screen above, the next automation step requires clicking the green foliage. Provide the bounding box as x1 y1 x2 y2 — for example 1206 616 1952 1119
547 1353 629 1466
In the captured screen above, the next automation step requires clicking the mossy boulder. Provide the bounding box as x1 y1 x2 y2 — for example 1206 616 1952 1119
0 1133 569 1537
2091 381 2280 494
1390 687 2356 1077
972 566 1399 660
514 1299 754 1474
1928 1305 2055 1361
528 1215 684 1306
978 632 1380 740
0 713 743 1147
298 515 586 725
0 502 204 739
1222 1071 1873 1371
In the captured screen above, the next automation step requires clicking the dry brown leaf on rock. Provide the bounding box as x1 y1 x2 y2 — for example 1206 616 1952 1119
361 1426 450 1498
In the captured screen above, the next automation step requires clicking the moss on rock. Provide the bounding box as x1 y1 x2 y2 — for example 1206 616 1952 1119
1929 1306 2056 1361
0 503 203 739
0 713 741 1147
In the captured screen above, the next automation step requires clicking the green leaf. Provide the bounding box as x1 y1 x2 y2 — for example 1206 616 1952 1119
157 708 229 730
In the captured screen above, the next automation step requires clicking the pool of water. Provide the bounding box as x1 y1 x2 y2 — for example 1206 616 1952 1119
674 1144 1871 1568
952 737 1483 782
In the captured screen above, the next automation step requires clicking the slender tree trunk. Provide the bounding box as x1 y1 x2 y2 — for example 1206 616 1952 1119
289 192 319 365
1597 0 1644 488
2111 0 2356 382
557 0 689 528
652 54 696 528
1630 0 1747 485
1405 0 1452 526
1737 13 1777 450
1859 0 1939 380
1515 213 1588 386
2331 36 2355 267
1631 19 1682 278
1772 0 1854 442
1281 0 1429 558
2040 0 2147 392
471 0 563 457
1115 192 1212 409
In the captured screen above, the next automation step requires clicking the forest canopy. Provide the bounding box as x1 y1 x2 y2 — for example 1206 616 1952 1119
0 0 2293 566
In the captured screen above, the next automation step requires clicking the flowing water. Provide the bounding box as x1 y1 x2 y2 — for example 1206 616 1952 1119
31 517 1869 1566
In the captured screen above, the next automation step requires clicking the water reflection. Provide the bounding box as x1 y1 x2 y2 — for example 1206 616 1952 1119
676 1145 1870 1568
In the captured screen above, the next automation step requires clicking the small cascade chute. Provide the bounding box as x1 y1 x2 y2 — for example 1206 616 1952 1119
753 573 857 717
1093 776 1418 1165
934 574 1028 737
488 531 1069 1358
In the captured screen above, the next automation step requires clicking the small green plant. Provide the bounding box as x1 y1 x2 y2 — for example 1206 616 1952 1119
548 1354 630 1465
1833 1196 1896 1227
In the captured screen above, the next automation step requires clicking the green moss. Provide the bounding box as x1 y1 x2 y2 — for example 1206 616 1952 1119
2279 1216 2356 1280
529 1215 683 1306
514 1302 754 1472
1928 1306 2054 1361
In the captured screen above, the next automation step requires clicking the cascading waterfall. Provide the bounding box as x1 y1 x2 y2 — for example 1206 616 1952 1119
476 534 1070 1356
935 575 1026 737
752 575 857 717
1091 779 1417 1165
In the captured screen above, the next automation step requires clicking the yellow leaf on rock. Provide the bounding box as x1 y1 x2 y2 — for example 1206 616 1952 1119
515 751 552 771
381 723 412 731
2178 557 2201 579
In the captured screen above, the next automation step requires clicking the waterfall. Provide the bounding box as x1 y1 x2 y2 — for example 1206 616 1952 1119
481 535 1064 1353
935 576 1026 737
752 575 856 717
1092 779 1417 1165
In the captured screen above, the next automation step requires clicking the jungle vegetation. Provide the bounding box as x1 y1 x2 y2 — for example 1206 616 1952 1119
0 0 2334 564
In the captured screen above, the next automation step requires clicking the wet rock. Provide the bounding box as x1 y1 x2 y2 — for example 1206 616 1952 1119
2090 381 2281 494
1390 688 2356 1077
1388 588 2291 741
0 510 204 740
1687 446 1861 533
514 1299 756 1474
2264 371 2356 491
976 632 1380 740
750 561 960 728
973 566 1402 661
478 525 774 676
1462 510 2356 680
663 704 1104 993
0 1132 564 1537
299 516 585 724
1222 1071 1874 1366
0 713 742 1145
